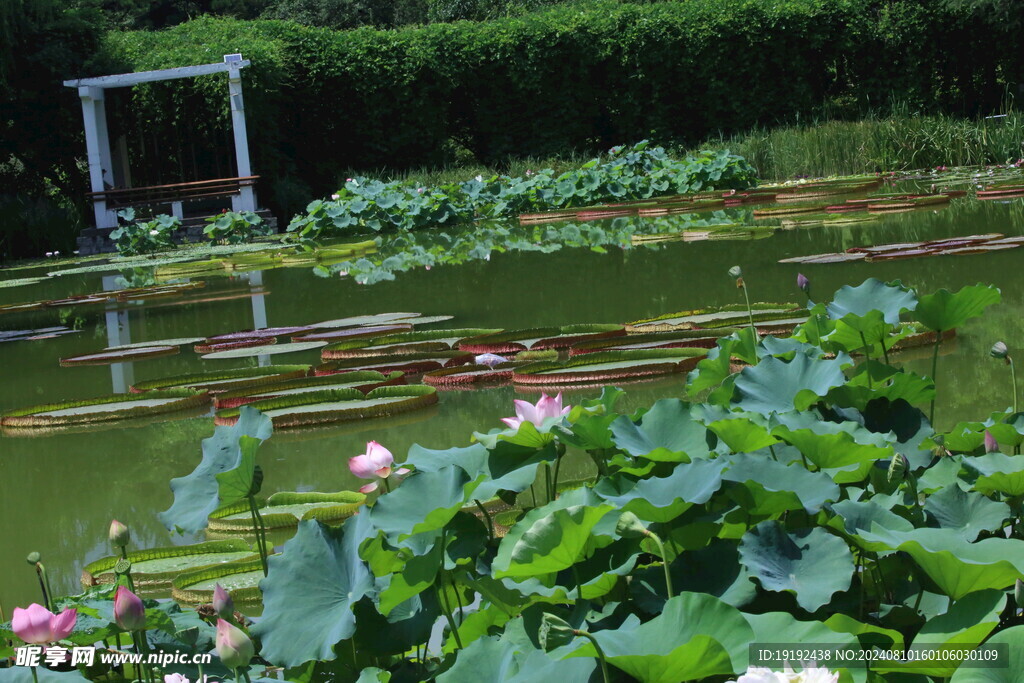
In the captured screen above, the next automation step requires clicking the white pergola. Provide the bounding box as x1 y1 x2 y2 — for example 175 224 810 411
63 54 256 229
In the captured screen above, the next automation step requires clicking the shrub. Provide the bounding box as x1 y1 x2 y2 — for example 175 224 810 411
109 210 180 255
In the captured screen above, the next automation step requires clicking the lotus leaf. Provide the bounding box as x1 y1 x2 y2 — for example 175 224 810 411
609 398 711 461
734 352 849 414
914 284 1001 332
923 484 1010 541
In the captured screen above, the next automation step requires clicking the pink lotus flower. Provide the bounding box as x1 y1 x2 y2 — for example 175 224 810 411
12 604 77 644
215 618 254 669
985 430 999 453
501 392 571 431
164 675 206 683
348 441 409 493
114 586 146 632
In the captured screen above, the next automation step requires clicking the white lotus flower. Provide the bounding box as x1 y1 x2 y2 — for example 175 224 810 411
729 663 838 683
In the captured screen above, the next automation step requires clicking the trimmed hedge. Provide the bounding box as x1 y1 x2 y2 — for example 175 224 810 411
96 0 1021 195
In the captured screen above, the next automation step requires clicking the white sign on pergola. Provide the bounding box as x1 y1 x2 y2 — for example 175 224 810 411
63 54 256 229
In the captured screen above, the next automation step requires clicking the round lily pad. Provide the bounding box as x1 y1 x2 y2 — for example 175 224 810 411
130 365 310 393
571 329 735 355
513 349 706 385
171 559 265 607
315 351 474 376
626 304 802 332
105 337 206 350
207 491 367 532
1 388 209 428
205 326 316 343
60 345 180 366
309 312 421 329
292 324 414 343
194 337 276 354
82 539 257 595
213 370 405 409
321 328 501 359
422 363 520 386
458 325 624 354
201 341 327 360
214 385 438 428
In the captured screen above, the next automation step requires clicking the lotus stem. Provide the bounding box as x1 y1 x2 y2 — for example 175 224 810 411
253 503 271 567
33 563 51 611
436 578 463 650
880 324 890 365
929 331 942 425
1010 357 1018 415
859 332 873 389
474 499 494 542
574 630 610 683
247 496 269 577
382 477 392 494
741 281 755 331
452 573 465 626
553 450 564 496
545 464 553 503
30 667 38 683
645 531 674 599
242 669 253 683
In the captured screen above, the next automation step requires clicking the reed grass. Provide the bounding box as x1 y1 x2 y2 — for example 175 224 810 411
697 111 1024 180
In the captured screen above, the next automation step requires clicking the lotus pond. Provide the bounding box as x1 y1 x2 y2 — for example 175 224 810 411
4 168 1024 680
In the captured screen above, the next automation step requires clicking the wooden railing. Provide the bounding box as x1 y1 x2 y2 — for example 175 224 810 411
86 176 259 208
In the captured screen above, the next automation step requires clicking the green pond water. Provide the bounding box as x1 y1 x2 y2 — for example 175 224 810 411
3 187 1024 611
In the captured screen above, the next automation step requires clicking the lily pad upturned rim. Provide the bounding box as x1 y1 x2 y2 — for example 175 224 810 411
171 558 265 607
129 365 311 394
81 538 256 589
59 345 180 366
214 384 439 428
513 348 705 384
213 370 405 409
1 388 209 427
308 312 421 329
201 341 327 360
422 363 521 386
194 337 278 354
207 490 367 532
291 323 415 343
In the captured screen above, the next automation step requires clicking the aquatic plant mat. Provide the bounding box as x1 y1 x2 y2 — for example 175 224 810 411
513 349 705 384
780 233 1021 264
1 389 208 428
130 366 310 393
214 385 438 428
81 539 257 593
207 491 366 532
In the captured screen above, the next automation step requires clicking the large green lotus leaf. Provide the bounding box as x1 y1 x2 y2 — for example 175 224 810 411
823 613 905 650
159 406 273 533
593 459 727 522
554 411 618 451
214 434 261 504
492 501 614 579
704 413 778 453
631 539 756 611
369 535 444 616
610 398 711 461
826 278 917 324
723 453 840 514
403 442 554 502
442 604 513 655
943 412 1024 452
923 484 1010 541
827 500 914 552
252 515 376 667
518 541 640 601
738 521 854 612
916 455 962 493
828 366 936 411
0 669 90 682
437 636 595 683
371 465 485 542
355 668 391 683
858 527 1024 599
734 353 849 415
871 589 1005 677
963 452 1024 496
773 424 893 470
687 327 759 393
570 592 754 682
744 612 862 673
949 624 1024 682
913 284 1001 332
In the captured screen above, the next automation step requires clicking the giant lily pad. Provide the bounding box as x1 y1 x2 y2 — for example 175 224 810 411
627 303 803 332
315 351 473 376
214 385 438 428
458 325 625 354
204 326 316 343
194 337 277 354
1 388 208 428
80 539 257 592
292 324 415 343
171 558 265 607
60 345 180 366
513 349 704 385
208 491 366 532
130 365 310 393
321 328 501 359
213 371 405 409
201 341 327 360
309 312 421 329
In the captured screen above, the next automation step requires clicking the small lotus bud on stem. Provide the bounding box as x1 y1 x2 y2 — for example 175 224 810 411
108 519 130 550
992 341 1009 361
985 430 999 453
1016 579 1024 611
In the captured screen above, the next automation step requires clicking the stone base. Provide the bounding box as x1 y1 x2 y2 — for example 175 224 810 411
76 209 279 256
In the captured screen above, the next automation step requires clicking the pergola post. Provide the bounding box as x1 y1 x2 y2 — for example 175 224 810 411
78 86 118 229
225 54 256 213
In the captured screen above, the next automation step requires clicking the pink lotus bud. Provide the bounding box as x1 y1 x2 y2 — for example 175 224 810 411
797 272 810 293
12 604 77 644
108 519 130 548
215 618 254 669
114 586 146 632
985 430 999 453
213 584 234 619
